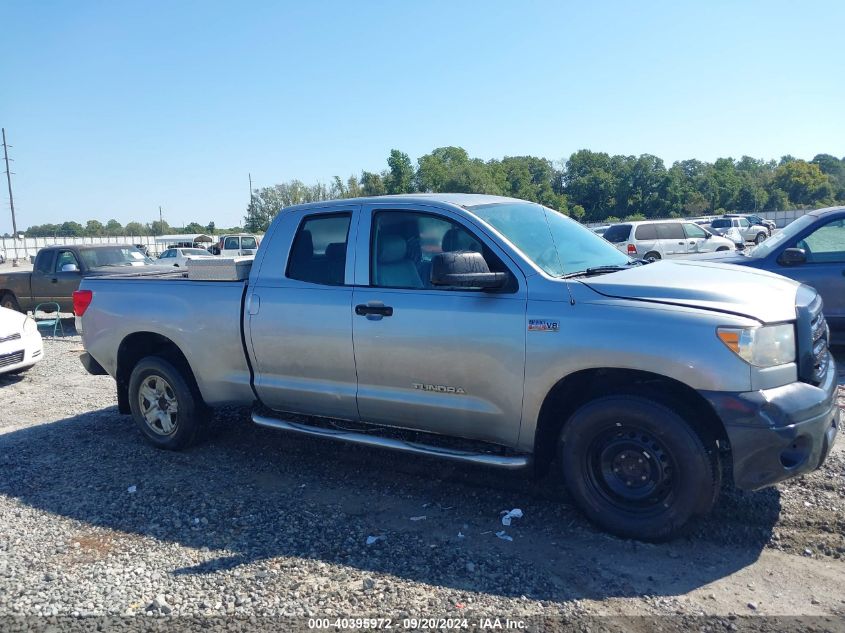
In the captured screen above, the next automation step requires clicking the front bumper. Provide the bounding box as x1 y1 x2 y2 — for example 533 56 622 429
701 356 840 490
0 329 44 375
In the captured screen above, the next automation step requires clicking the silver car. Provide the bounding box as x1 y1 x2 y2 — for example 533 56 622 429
603 220 736 260
710 217 770 244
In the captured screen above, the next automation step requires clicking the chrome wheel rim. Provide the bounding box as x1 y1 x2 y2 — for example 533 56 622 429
138 375 178 435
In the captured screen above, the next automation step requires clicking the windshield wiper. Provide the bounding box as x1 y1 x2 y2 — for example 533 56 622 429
564 259 649 279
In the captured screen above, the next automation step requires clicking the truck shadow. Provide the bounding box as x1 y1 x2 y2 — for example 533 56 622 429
0 406 780 602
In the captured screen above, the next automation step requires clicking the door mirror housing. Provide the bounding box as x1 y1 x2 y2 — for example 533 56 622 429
60 263 79 273
779 248 806 266
430 251 507 289
703 232 711 239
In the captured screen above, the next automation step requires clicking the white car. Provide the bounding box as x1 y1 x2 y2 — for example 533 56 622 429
0 306 43 375
603 219 737 260
157 247 214 268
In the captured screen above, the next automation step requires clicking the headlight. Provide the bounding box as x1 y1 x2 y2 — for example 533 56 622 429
23 316 38 335
717 324 796 367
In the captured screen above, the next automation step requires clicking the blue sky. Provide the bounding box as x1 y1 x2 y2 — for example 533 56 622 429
2 0 843 232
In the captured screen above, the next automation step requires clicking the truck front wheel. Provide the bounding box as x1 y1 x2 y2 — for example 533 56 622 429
559 395 719 541
128 356 204 450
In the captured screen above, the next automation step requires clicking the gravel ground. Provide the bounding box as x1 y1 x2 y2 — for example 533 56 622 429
0 333 843 631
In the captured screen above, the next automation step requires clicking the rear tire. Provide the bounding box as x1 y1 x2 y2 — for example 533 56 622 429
643 251 661 261
1 292 21 312
716 246 729 252
128 356 205 450
559 395 719 541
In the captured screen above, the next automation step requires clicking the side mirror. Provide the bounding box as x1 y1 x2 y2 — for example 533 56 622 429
779 248 806 266
431 251 507 289
703 232 711 239
60 263 79 273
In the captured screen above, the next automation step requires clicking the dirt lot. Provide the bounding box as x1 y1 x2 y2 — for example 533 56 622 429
0 333 843 630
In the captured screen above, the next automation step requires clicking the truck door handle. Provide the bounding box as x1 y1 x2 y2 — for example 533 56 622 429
689 241 696 245
678 242 685 245
51 278 58 283
355 304 393 317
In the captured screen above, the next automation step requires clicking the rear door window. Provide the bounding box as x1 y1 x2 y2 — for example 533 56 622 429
223 237 240 250
603 224 632 243
656 223 685 240
287 214 351 286
634 224 658 240
35 251 55 274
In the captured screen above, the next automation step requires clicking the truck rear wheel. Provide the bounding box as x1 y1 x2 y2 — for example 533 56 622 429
559 395 718 541
1 292 21 312
128 356 204 450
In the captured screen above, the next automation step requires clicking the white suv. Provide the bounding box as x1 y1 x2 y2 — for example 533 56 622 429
603 220 736 260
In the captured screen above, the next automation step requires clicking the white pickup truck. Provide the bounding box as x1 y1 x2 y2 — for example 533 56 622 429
75 194 839 540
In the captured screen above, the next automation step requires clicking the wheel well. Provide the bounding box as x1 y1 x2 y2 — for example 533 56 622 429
533 368 730 473
116 332 204 414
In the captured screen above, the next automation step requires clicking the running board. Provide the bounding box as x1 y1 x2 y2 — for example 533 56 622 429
252 413 531 469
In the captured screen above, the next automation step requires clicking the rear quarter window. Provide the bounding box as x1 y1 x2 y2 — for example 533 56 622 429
602 224 632 243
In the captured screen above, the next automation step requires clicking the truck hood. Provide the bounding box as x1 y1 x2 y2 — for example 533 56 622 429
580 259 799 323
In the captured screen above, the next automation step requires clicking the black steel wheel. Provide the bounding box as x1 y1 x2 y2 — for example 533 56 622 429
559 395 719 540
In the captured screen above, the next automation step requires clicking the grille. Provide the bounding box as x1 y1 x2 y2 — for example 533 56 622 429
810 311 830 383
797 287 830 385
0 333 21 344
0 350 24 368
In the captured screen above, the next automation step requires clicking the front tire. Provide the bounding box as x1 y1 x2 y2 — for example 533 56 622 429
128 356 204 450
716 246 729 252
559 395 719 541
755 232 766 245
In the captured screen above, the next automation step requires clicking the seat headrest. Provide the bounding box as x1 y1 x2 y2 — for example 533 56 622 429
442 228 480 253
325 242 346 261
378 234 407 263
292 230 313 258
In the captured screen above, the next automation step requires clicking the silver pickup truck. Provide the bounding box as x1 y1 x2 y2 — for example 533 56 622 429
76 194 840 541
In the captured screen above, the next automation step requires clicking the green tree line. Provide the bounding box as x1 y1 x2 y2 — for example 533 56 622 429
244 148 845 231
21 219 244 238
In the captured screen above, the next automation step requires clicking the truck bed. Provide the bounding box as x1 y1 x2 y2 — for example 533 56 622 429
81 275 254 406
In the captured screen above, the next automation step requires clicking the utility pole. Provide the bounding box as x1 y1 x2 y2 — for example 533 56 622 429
159 205 163 234
248 173 254 230
2 128 19 265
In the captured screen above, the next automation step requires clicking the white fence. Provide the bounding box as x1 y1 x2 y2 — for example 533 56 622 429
0 235 165 263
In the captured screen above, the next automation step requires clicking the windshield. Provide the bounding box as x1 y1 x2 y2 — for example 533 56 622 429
748 214 814 257
78 247 155 268
467 202 630 276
